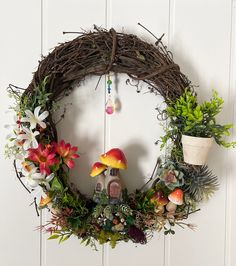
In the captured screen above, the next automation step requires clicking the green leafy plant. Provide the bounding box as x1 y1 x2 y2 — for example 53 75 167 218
98 230 124 249
161 89 236 150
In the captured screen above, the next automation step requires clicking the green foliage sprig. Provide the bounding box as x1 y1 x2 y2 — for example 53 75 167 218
14 76 52 116
161 89 236 150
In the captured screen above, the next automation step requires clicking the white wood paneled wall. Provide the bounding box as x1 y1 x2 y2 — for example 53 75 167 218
0 1 236 266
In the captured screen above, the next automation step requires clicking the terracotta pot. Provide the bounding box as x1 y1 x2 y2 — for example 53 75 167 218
181 135 213 165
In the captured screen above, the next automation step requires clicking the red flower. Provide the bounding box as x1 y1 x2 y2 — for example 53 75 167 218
28 144 59 175
56 140 79 169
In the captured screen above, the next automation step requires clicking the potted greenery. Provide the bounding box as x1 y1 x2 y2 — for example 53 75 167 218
161 89 236 165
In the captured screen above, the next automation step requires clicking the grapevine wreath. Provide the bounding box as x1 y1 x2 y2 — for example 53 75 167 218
6 25 235 249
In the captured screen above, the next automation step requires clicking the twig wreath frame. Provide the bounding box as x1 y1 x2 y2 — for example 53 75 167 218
7 25 233 249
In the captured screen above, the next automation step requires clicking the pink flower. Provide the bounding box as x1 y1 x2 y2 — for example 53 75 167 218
28 144 59 175
56 140 79 168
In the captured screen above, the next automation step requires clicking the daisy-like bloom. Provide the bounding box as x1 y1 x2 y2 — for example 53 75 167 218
17 127 39 150
21 106 49 129
56 140 79 168
28 144 59 175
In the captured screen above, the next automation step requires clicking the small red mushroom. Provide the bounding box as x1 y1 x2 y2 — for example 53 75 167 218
166 188 184 212
150 190 169 206
90 162 107 177
100 148 127 170
168 188 184 205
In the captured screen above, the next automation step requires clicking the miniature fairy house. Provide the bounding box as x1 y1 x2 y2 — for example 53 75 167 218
100 148 128 204
90 148 127 204
90 162 107 203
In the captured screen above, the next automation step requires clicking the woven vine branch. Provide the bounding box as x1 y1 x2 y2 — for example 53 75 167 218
25 26 191 103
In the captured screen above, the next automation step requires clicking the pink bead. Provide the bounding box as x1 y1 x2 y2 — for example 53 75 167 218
105 97 115 115
106 106 114 114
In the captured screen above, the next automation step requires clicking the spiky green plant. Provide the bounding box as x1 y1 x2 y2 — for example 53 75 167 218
181 164 219 202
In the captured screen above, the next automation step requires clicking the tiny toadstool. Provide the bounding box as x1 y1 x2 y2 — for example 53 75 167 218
166 188 184 212
100 148 127 171
90 162 107 177
150 189 169 214
150 189 169 206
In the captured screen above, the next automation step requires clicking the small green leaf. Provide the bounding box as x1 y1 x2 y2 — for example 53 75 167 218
48 234 60 240
51 176 63 191
60 235 71 243
85 238 91 246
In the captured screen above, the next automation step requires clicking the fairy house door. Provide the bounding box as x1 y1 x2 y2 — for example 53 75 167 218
106 168 122 203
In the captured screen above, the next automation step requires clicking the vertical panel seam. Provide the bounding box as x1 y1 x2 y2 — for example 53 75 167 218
103 1 109 266
168 0 175 51
41 0 43 56
164 1 175 265
104 0 108 154
40 1 45 266
224 1 235 266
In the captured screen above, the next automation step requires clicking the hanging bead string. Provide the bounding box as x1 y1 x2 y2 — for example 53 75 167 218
105 73 115 115
107 74 112 94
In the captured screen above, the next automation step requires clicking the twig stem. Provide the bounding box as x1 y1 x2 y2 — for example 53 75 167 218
140 157 161 191
13 160 31 193
63 31 84 35
138 22 164 42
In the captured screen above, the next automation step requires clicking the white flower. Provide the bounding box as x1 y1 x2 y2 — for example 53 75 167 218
39 173 54 190
21 106 49 129
5 115 22 147
22 167 42 189
17 127 39 150
21 161 35 172
22 166 54 190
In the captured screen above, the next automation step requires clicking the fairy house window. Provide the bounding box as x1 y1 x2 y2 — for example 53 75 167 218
95 182 102 192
